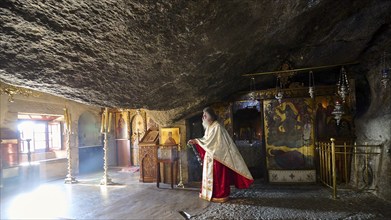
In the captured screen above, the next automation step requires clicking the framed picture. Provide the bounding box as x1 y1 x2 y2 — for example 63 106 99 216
115 111 129 139
159 128 180 146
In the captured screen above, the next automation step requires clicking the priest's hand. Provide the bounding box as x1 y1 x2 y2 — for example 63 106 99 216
187 139 198 145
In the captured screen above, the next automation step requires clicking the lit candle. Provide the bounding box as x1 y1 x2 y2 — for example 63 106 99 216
108 112 112 133
63 108 68 132
104 107 109 133
68 110 71 132
100 112 104 133
64 108 71 132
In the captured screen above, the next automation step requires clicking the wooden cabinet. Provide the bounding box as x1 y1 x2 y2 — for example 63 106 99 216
139 144 158 182
1 139 20 168
139 130 159 182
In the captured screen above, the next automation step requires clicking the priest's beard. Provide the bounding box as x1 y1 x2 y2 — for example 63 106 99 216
202 118 210 130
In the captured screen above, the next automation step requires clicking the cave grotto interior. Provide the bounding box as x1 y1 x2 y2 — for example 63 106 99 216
0 1 390 219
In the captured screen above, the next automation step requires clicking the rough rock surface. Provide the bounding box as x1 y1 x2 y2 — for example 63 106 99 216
1 0 391 124
354 63 391 202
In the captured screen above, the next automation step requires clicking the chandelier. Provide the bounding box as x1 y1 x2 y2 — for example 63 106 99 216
380 52 390 88
331 99 344 125
337 67 350 103
308 71 315 98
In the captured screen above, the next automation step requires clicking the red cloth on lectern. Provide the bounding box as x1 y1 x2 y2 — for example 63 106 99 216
195 144 253 199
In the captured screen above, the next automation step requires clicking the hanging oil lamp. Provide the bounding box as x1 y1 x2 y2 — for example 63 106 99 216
380 52 390 88
275 76 283 104
331 99 344 125
308 70 315 98
337 67 350 103
249 77 256 101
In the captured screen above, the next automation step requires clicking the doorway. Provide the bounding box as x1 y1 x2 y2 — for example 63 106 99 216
186 113 203 182
232 100 266 179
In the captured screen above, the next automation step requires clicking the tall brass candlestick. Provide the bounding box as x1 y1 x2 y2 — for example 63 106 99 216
64 107 77 184
177 144 184 188
100 107 114 185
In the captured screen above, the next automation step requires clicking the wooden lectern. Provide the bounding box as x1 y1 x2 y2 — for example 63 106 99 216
138 130 159 182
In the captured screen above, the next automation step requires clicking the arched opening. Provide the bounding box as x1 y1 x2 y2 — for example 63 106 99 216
129 114 145 166
78 111 103 174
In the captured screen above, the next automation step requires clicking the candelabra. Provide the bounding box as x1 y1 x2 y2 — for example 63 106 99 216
100 107 115 185
64 108 78 184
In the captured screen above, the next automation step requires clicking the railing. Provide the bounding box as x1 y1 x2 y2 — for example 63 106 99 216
316 139 382 199
318 138 337 199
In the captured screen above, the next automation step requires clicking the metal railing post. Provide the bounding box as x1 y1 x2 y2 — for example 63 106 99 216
354 142 358 189
344 142 348 185
331 138 337 199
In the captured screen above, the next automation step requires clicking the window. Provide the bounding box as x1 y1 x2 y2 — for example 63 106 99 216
18 114 63 153
48 122 62 149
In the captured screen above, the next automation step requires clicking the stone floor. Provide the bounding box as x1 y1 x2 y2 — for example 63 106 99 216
1 168 390 220
192 184 391 220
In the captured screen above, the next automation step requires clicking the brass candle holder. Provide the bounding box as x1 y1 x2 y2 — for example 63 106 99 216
177 144 184 188
64 108 78 184
100 107 114 185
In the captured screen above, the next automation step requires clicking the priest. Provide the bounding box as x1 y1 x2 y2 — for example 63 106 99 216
188 107 254 203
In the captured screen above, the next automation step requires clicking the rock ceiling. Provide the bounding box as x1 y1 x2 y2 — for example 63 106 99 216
1 0 390 124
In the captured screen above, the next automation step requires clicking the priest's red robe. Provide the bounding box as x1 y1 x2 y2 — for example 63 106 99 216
195 121 253 202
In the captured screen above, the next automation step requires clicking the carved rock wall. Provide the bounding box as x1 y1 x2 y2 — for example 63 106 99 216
355 63 391 201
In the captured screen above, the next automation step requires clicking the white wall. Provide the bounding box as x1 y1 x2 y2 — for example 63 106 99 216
0 91 117 175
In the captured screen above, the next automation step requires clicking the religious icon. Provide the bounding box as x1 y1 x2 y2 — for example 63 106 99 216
263 98 315 170
160 128 180 146
115 111 128 139
146 116 158 130
131 114 145 142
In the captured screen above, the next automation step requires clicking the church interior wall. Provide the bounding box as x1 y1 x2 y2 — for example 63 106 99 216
0 92 114 183
1 67 389 202
183 76 389 200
